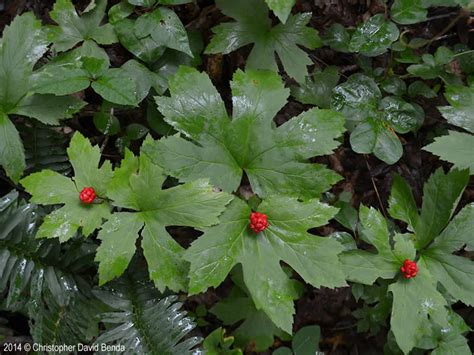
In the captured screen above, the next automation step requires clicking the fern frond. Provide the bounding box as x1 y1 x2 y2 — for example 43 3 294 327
0 190 102 345
21 123 71 174
94 273 202 355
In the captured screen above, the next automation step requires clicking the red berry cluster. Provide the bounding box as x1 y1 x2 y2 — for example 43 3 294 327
249 212 268 233
400 259 418 279
79 187 96 204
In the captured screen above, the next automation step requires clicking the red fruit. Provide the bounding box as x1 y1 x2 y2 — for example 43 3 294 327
400 259 418 279
249 212 268 233
79 187 96 204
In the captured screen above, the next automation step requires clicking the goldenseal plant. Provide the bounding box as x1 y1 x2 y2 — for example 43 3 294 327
143 66 346 199
342 168 473 354
21 133 232 292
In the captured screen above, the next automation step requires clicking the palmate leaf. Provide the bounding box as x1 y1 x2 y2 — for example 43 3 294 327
424 84 474 174
0 190 102 346
95 136 232 291
49 0 117 52
0 13 85 182
205 0 322 83
344 168 471 354
93 271 201 355
20 132 113 242
143 67 345 199
185 196 346 333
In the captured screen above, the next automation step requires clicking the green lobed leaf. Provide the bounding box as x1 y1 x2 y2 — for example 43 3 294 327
206 0 321 83
388 174 419 230
49 0 117 52
389 265 449 354
96 213 143 285
91 68 139 106
12 94 86 125
0 13 48 113
185 196 345 333
145 67 344 199
414 168 468 249
96 139 232 291
438 84 474 133
341 205 399 284
21 132 113 242
424 131 474 174
264 0 296 23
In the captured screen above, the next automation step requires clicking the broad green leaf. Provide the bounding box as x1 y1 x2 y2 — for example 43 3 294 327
113 19 166 64
438 84 474 133
380 77 407 96
424 131 474 174
17 170 77 205
414 168 468 249
140 215 188 292
264 0 296 23
379 97 424 134
350 118 403 165
145 67 344 199
108 2 134 24
210 287 289 352
0 13 48 112
359 205 390 254
0 113 25 182
391 0 427 25
50 0 117 52
341 205 399 284
421 250 474 306
290 66 340 108
185 197 345 332
12 94 86 125
292 325 321 355
91 68 138 106
323 24 351 53
32 66 91 96
349 15 399 56
392 234 416 262
331 74 381 129
134 8 192 57
67 132 113 196
121 60 164 102
389 267 448 354
97 139 232 291
206 0 321 83
408 80 437 98
96 213 143 285
388 174 419 230
21 132 113 242
430 203 474 252
341 250 399 284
